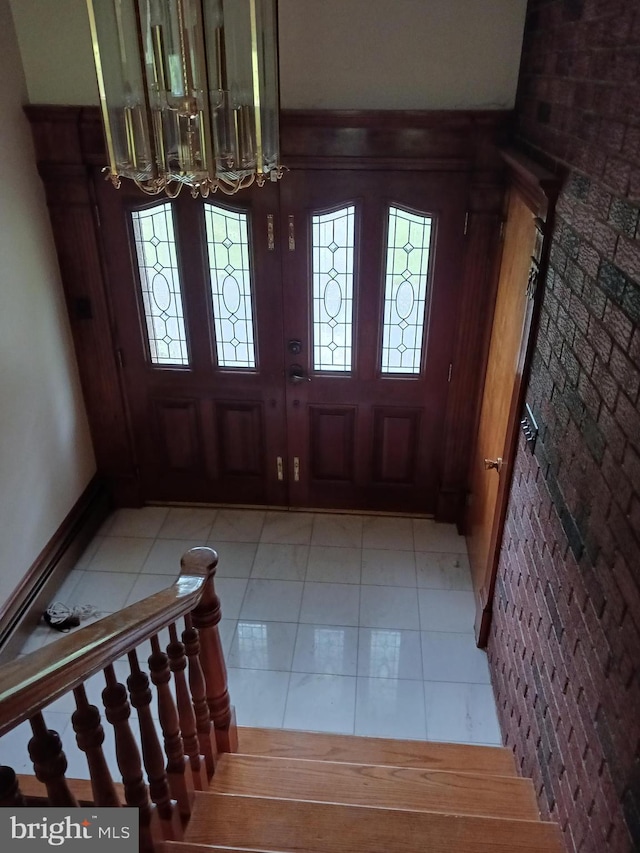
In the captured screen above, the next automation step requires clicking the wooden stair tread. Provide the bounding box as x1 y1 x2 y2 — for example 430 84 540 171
210 753 539 821
162 845 281 853
185 792 564 853
17 774 125 805
237 727 516 775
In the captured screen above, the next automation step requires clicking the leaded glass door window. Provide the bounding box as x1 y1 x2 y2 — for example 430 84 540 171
381 206 434 375
131 203 189 366
204 203 257 369
311 205 356 372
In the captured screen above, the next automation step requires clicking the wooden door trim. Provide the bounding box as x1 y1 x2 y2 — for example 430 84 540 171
473 148 560 647
25 105 510 512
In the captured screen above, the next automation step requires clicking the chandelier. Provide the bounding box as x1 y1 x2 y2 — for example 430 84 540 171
86 0 283 197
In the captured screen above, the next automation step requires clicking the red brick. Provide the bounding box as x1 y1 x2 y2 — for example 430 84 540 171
602 300 634 350
614 236 640 280
629 329 640 369
577 242 601 278
608 345 640 401
602 158 631 195
622 126 640 163
590 220 618 256
629 168 640 202
614 391 640 441
588 318 613 362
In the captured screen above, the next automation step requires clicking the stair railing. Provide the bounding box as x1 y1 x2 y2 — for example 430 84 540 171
0 546 236 853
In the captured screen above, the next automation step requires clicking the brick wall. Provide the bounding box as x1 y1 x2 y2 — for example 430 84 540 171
487 2 640 852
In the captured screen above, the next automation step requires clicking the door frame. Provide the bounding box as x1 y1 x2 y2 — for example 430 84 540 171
26 105 511 517
468 148 560 647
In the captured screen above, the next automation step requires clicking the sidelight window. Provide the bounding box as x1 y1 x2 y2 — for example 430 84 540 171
311 206 356 372
381 207 433 374
204 205 257 369
131 203 189 366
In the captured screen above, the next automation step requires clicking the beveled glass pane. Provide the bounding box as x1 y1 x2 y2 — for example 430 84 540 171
131 203 189 366
312 206 355 372
381 207 433 374
204 205 256 369
88 0 154 181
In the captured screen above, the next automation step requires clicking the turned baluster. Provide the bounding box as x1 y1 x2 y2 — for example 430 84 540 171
71 683 120 807
127 650 181 839
27 712 78 806
102 665 154 853
189 547 238 753
168 622 207 789
182 613 217 777
148 634 194 817
0 765 25 806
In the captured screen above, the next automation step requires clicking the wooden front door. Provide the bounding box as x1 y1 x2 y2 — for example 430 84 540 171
280 170 467 512
96 179 288 507
466 181 546 643
96 169 467 512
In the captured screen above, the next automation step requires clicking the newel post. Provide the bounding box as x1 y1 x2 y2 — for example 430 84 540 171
185 547 238 754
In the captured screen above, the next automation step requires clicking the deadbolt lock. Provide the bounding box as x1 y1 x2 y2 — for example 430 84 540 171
484 457 503 473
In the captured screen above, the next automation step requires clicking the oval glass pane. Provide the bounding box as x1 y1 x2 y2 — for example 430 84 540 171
381 206 433 375
204 204 256 369
311 205 355 372
131 203 189 366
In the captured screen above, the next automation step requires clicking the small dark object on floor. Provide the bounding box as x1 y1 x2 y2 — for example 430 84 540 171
43 610 80 632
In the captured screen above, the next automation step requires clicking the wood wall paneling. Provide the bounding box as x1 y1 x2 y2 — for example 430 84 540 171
26 105 510 520
34 159 139 504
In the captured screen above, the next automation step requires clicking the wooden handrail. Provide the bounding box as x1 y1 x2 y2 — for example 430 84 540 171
0 547 218 738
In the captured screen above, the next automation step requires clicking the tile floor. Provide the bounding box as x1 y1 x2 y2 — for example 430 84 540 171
1 506 502 778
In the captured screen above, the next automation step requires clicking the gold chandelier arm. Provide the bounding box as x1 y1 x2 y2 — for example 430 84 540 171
133 178 163 196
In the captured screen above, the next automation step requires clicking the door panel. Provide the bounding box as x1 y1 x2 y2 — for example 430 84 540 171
96 178 287 506
466 187 538 634
280 171 467 512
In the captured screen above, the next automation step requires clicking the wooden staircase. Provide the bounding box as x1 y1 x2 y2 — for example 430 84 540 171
1 546 563 852
161 726 563 853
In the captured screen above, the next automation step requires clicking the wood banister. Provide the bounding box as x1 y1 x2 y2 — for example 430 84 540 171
182 614 217 777
28 712 78 807
168 622 207 790
71 683 120 807
149 634 194 818
0 547 218 738
190 554 238 753
0 765 26 806
102 664 154 850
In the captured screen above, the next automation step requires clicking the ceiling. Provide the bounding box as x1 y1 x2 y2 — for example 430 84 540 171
10 0 527 110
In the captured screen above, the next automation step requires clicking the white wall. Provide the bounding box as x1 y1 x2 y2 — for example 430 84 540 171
279 0 527 109
0 0 96 605
10 0 527 110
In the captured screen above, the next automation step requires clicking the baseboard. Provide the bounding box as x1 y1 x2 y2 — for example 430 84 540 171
0 475 111 661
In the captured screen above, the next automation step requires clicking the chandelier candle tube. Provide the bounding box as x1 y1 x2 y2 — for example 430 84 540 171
86 0 283 197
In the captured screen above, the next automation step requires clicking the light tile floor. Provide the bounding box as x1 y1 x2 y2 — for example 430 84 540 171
1 507 502 778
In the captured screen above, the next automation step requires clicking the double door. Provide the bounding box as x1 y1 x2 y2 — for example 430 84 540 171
96 169 467 513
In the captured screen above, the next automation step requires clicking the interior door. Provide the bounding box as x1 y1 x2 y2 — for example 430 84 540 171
466 186 540 640
96 178 288 506
280 170 467 513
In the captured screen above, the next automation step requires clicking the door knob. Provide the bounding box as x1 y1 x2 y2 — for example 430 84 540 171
289 364 310 384
484 457 503 472
287 339 302 355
